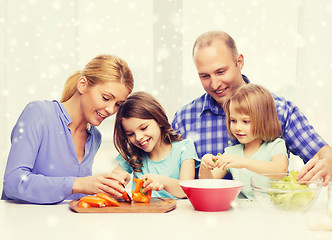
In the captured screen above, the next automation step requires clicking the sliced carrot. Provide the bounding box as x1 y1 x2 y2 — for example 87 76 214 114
96 193 120 207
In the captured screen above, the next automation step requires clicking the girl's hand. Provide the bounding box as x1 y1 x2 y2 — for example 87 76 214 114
73 172 130 198
200 153 219 170
141 174 165 192
217 154 246 170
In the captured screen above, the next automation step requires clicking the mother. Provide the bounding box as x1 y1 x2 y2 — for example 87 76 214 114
2 54 134 204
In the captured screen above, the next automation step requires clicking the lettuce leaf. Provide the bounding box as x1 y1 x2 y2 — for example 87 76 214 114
268 171 314 211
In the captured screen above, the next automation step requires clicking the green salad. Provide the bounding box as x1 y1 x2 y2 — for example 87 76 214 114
268 171 315 211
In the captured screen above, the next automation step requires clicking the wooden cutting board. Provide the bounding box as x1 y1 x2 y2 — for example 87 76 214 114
69 197 176 213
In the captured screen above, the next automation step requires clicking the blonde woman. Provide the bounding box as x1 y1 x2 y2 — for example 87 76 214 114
199 84 288 199
2 55 134 204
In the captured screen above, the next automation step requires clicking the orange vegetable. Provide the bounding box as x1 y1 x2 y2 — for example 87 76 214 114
77 194 120 208
118 183 131 202
122 190 131 202
78 195 107 207
132 178 152 203
96 193 120 207
78 200 91 208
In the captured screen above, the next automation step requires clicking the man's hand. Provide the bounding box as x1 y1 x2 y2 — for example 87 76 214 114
296 157 331 186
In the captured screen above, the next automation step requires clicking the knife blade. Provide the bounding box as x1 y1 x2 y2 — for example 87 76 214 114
121 183 132 203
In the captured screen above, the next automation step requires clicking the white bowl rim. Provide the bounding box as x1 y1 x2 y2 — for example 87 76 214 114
180 179 244 189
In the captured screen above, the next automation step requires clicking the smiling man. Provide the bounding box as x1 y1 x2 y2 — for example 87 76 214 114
172 31 332 185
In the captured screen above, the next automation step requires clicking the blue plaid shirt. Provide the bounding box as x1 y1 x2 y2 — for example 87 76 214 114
171 76 326 164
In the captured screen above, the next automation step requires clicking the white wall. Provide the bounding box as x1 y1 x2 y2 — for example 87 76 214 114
1 0 332 193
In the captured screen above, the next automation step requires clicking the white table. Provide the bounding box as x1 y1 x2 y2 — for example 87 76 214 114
1 187 331 240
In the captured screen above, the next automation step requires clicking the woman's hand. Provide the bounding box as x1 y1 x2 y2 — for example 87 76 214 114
72 171 130 198
111 168 131 186
141 174 165 193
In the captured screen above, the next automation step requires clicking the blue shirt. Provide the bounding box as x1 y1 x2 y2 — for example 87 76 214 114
116 139 199 199
2 100 101 204
172 75 326 164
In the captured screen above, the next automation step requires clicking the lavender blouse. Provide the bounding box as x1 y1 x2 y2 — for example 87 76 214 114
2 100 101 204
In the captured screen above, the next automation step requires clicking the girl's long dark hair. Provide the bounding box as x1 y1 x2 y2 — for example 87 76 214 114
113 91 182 172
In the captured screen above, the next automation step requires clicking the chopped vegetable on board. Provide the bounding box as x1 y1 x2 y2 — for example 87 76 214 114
78 194 120 208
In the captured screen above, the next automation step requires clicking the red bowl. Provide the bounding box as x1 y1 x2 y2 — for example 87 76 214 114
180 179 244 212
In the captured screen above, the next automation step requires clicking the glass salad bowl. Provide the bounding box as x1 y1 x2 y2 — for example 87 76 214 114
250 172 322 212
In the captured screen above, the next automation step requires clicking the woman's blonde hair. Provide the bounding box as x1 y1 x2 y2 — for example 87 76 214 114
60 54 134 102
113 91 182 172
224 83 282 142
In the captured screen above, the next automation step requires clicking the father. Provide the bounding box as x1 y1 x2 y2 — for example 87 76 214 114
171 31 332 185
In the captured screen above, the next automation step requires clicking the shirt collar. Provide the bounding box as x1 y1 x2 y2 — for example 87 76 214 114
53 100 92 134
53 100 72 125
201 94 224 116
200 74 250 116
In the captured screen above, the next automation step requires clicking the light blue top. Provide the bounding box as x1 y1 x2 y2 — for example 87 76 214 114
2 100 102 204
226 138 288 199
116 139 199 199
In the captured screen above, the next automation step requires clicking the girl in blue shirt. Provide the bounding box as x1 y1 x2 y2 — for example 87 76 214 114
199 84 288 198
2 55 134 204
113 91 199 199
